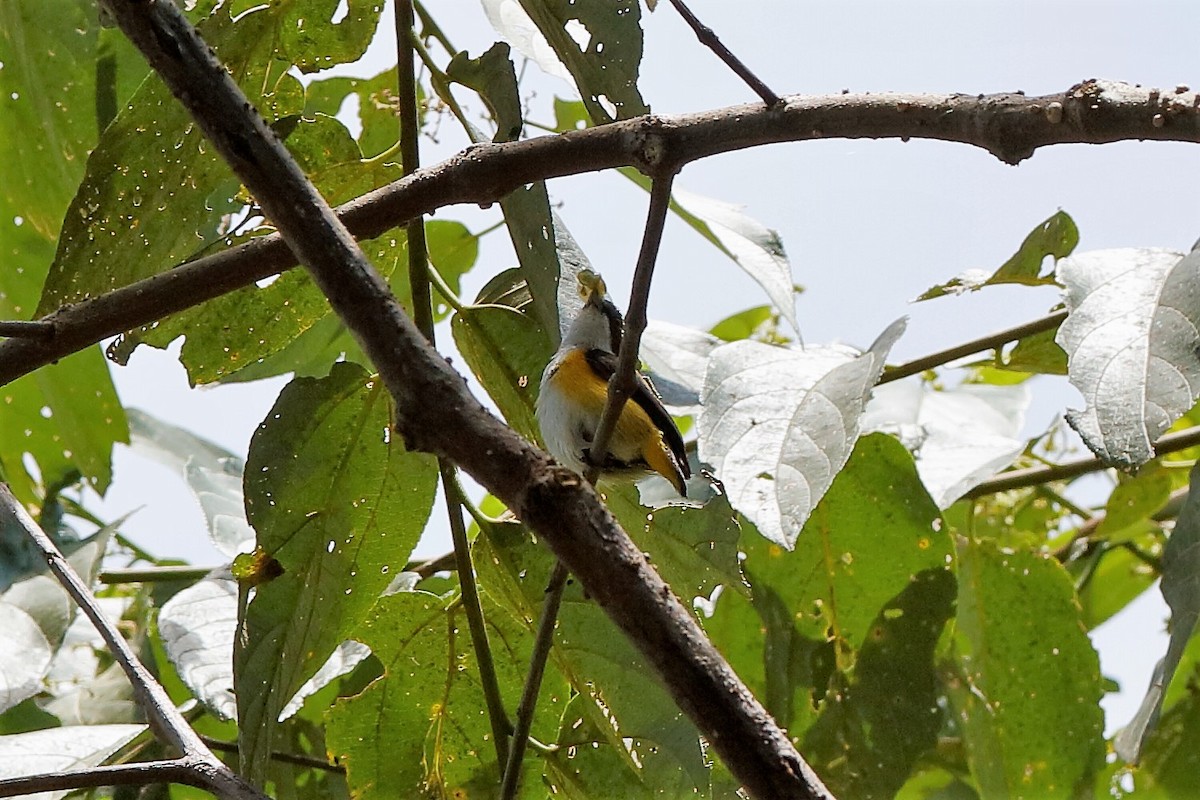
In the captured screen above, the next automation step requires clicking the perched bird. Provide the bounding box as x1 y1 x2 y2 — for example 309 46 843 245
537 270 691 496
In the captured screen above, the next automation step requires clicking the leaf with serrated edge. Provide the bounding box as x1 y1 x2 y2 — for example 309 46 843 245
699 319 905 548
1057 247 1200 468
862 381 1030 508
1116 460 1200 762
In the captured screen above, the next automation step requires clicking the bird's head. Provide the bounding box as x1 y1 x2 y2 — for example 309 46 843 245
563 270 624 354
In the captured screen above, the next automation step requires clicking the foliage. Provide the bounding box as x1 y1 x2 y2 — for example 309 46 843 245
1 1 1198 798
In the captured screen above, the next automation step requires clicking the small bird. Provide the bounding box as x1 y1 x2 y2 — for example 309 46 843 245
537 270 691 496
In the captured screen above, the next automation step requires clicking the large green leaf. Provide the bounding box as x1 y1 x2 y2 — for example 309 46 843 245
326 589 562 798
804 568 956 799
949 539 1104 797
452 305 554 443
234 362 438 784
475 520 711 795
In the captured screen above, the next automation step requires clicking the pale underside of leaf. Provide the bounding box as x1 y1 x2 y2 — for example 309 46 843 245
700 319 905 548
863 381 1030 508
0 724 145 799
1057 247 1200 468
160 575 371 722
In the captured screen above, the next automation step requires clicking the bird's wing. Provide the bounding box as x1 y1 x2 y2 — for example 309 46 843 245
584 349 691 478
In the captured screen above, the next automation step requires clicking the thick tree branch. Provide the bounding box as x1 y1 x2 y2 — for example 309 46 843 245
97 0 831 796
0 759 198 797
0 485 266 800
2 81 1197 386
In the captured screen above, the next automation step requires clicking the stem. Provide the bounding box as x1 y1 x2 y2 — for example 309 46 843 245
966 425 1200 498
879 310 1066 384
0 759 199 798
664 0 780 106
413 0 456 55
0 484 267 800
198 736 346 774
427 262 465 313
500 561 569 800
443 465 513 766
99 565 216 584
587 174 677 465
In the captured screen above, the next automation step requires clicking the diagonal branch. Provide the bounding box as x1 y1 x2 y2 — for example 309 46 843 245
2 82 1197 386
96 1 831 796
664 0 780 106
0 484 266 800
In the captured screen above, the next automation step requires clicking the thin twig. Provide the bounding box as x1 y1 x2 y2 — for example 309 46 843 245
0 320 55 340
588 174 678 461
396 0 511 767
966 425 1200 498
198 736 346 774
0 484 266 800
500 561 569 800
664 0 780 106
3 85 1197 385
444 464 513 765
99 565 216 584
879 310 1066 384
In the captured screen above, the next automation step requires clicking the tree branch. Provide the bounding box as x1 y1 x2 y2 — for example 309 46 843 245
2 82 1197 386
0 484 266 800
966 425 1200 498
96 1 831 796
0 758 198 798
879 310 1066 383
664 0 780 106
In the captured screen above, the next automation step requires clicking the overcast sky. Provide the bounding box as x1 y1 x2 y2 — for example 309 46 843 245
92 0 1199 734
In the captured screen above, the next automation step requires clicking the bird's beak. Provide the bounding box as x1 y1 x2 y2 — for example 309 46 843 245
577 269 607 308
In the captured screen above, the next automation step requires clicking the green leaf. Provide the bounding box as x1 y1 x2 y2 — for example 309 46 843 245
998 326 1068 375
804 568 956 799
710 305 775 342
326 589 562 798
1097 465 1173 538
604 485 744 604
486 0 648 123
475 521 711 794
949 539 1104 797
0 349 128 498
446 42 524 142
1116 461 1200 762
452 306 554 443
1135 684 1200 795
917 211 1076 300
304 68 400 158
37 0 383 315
235 362 438 784
707 434 951 742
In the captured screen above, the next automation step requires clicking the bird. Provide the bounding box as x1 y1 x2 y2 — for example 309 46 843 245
536 270 691 496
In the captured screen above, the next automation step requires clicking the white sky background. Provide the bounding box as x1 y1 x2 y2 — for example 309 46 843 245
92 0 1198 735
